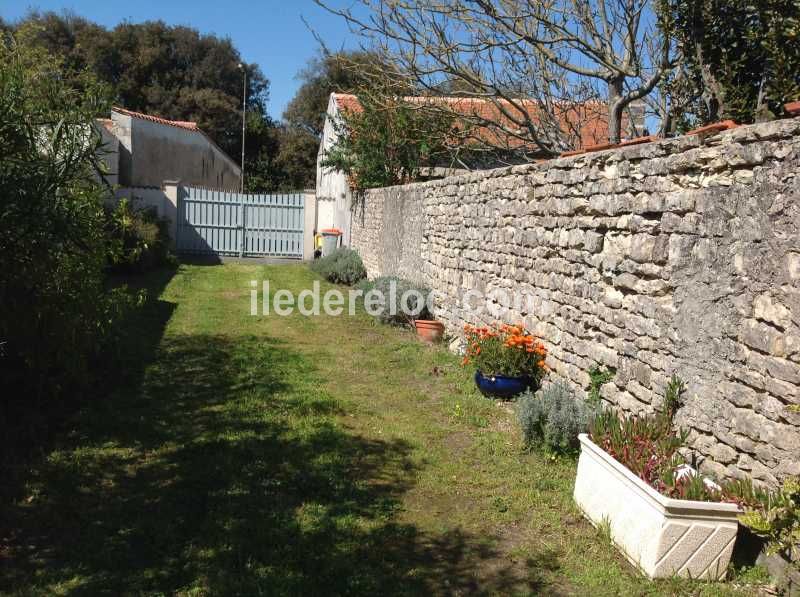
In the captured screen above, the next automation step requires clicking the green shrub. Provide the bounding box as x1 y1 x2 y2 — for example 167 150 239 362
517 381 594 454
106 199 172 272
368 276 431 326
0 42 146 463
736 477 799 563
310 247 367 285
354 277 375 294
587 365 614 407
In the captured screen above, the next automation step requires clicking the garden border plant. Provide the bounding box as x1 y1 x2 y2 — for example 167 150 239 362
575 373 799 580
366 276 432 327
105 198 174 273
517 381 596 455
462 324 548 399
310 247 367 285
0 42 149 472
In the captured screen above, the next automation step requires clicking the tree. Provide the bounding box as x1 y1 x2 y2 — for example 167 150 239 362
12 12 269 160
315 0 676 151
321 86 457 190
667 0 800 125
284 51 387 137
279 51 398 191
273 128 320 190
243 116 318 192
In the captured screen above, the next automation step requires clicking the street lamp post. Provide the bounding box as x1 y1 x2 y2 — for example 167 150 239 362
238 63 246 193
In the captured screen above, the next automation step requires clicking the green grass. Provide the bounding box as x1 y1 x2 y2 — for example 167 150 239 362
1 263 766 595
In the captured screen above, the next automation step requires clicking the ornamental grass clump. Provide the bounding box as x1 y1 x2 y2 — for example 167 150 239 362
589 374 800 564
588 406 698 498
586 375 717 500
462 324 548 383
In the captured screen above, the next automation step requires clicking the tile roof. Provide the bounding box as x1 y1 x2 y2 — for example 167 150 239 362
330 93 613 151
332 93 363 115
112 107 200 132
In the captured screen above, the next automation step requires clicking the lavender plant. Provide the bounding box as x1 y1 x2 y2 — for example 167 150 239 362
518 381 596 454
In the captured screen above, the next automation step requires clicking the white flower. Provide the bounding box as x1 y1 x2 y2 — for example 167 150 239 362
674 463 696 481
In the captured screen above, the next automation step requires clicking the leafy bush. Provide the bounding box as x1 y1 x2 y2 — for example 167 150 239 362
518 381 595 454
732 477 800 564
320 86 457 191
368 276 432 326
0 43 144 460
354 277 375 294
106 199 172 272
462 324 548 382
310 247 366 285
587 365 614 407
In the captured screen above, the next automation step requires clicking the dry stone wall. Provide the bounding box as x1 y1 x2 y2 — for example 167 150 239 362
350 118 800 486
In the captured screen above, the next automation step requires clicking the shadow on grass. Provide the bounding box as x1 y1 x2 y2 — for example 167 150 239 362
0 265 178 503
2 282 554 595
176 253 224 266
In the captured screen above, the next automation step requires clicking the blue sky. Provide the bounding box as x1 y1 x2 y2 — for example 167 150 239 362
1 0 359 120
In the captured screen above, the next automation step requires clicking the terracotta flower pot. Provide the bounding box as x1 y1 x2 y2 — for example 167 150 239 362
414 319 444 343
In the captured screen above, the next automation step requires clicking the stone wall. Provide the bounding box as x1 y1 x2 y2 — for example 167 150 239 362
350 118 800 486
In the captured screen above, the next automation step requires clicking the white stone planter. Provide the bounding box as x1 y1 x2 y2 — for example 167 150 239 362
574 433 741 580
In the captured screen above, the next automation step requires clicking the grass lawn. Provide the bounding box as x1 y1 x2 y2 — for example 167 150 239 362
1 263 766 595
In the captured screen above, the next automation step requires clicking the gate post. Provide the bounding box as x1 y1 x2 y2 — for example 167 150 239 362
303 190 316 260
163 180 181 250
239 194 245 258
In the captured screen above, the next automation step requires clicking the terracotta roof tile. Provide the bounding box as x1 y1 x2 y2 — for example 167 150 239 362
330 93 614 151
112 107 200 132
785 101 800 115
684 120 738 136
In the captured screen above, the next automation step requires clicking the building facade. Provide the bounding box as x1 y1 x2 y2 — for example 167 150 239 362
99 107 241 190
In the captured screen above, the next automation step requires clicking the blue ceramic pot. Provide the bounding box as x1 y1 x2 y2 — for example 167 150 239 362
474 370 535 400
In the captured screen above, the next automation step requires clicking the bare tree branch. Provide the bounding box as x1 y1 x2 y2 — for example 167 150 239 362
315 0 677 151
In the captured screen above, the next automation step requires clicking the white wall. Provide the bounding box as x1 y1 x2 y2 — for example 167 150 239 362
110 111 241 190
316 96 353 245
113 186 172 218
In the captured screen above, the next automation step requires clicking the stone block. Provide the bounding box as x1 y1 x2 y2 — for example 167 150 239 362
753 293 793 329
739 319 786 356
